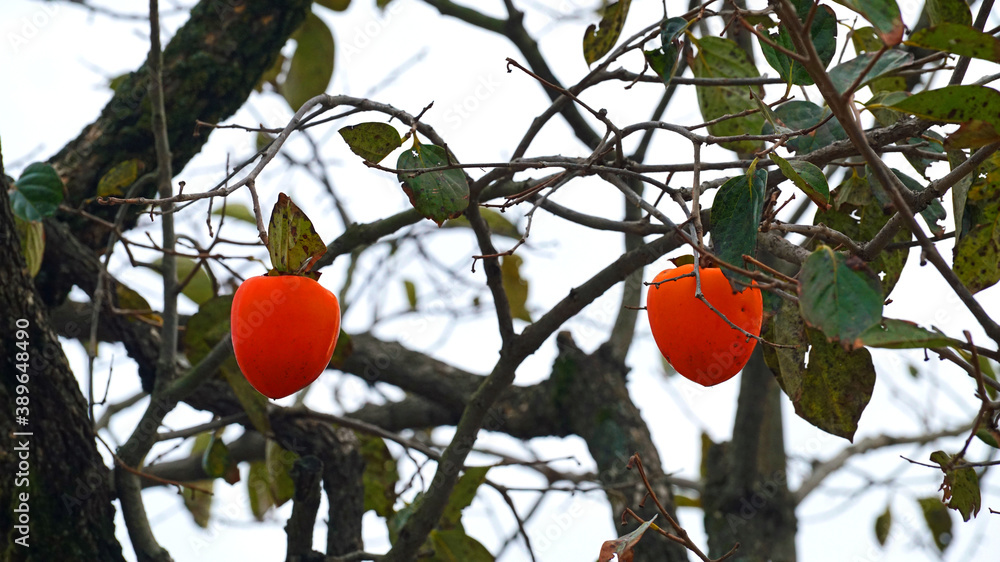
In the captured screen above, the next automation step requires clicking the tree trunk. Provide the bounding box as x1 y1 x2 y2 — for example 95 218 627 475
0 161 125 562
703 348 797 561
552 333 689 562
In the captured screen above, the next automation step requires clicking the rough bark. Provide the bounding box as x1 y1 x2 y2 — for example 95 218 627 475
0 162 125 562
48 0 312 251
271 415 365 557
548 333 689 562
702 349 797 561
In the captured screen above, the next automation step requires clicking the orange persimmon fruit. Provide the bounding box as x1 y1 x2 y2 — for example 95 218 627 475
646 264 763 386
231 274 341 399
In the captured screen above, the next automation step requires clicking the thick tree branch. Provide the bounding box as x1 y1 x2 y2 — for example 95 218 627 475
1 149 125 562
49 0 312 250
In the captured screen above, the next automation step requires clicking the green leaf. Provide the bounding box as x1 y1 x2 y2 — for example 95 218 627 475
598 515 656 562
906 23 1000 63
765 298 875 441
339 122 402 163
832 168 872 209
852 27 907 92
443 208 522 240
795 328 876 441
758 0 837 85
221 367 272 434
96 159 143 197
247 461 273 520
976 428 1000 449
763 101 847 154
864 167 947 235
441 466 490 530
689 36 764 153
893 169 947 236
816 179 910 297
358 433 399 518
709 168 766 290
582 0 631 66
865 91 910 127
115 285 160 325
928 451 981 522
182 434 217 527
283 11 335 110
832 0 904 45
266 440 298 507
387 494 420 544
160 257 214 305
884 85 1000 131
397 143 470 226
643 17 687 87
10 162 64 222
762 297 808 399
875 505 892 546
918 496 953 552
798 246 883 347
185 295 233 365
749 87 791 134
926 0 972 26
181 481 214 528
255 130 275 151
953 175 1000 293
201 433 231 479
13 215 45 278
770 153 830 208
859 319 960 349
428 529 495 562
828 50 912 95
212 203 258 225
267 192 327 275
403 279 418 310
901 131 945 178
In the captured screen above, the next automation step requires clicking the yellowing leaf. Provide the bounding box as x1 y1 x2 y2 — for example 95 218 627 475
267 192 327 276
14 215 45 277
500 254 531 322
156 256 214 305
266 440 298 507
339 122 402 163
582 0 631 66
918 496 953 552
929 451 981 521
212 203 258 225
96 159 142 197
283 11 334 109
358 433 399 518
689 37 764 153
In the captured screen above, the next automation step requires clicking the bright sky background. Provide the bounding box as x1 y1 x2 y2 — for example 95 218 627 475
2 1 999 561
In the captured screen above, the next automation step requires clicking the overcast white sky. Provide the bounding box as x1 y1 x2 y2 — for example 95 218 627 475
3 1 999 560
